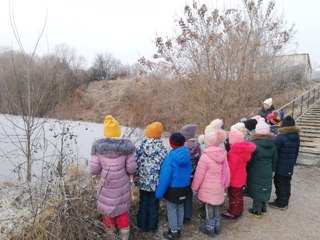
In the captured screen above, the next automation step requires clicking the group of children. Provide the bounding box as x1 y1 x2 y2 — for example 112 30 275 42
89 97 301 240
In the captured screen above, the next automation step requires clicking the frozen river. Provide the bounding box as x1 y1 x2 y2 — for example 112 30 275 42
0 114 144 181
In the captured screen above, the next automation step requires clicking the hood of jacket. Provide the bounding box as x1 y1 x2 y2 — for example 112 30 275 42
203 147 227 163
91 138 135 156
142 138 165 156
279 126 300 137
230 141 256 153
170 146 191 167
250 133 275 149
279 126 300 142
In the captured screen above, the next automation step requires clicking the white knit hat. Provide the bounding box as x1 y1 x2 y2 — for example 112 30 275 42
255 121 270 134
263 98 272 107
230 122 246 132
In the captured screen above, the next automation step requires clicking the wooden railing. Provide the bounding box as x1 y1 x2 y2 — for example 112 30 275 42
278 83 320 121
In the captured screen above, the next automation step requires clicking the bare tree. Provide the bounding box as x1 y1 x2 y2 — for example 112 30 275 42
89 52 122 81
0 3 51 182
137 0 295 127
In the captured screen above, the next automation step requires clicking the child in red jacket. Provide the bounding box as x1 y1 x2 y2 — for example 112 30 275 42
222 130 256 219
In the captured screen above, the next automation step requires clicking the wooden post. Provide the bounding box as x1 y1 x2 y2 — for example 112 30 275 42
300 95 303 116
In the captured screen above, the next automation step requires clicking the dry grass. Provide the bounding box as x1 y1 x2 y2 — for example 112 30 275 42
52 76 318 137
4 165 107 240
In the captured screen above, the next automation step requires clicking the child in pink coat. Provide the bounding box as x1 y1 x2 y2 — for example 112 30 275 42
191 127 230 238
222 130 256 219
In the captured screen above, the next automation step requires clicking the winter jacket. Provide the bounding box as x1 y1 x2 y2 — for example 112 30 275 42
191 147 230 206
184 138 201 180
247 134 278 202
90 138 137 217
155 146 191 199
135 138 167 192
274 126 300 176
258 105 275 119
228 142 256 188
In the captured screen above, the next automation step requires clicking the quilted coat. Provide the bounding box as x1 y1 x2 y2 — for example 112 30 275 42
191 147 230 206
274 126 300 176
90 138 137 217
247 134 278 202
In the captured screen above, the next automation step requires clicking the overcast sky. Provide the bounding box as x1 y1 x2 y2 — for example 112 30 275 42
0 0 319 67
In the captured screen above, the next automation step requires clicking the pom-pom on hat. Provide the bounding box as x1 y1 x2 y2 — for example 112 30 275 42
244 119 258 131
204 129 227 148
255 121 270 134
198 134 205 145
281 115 295 128
169 132 186 149
180 124 197 140
263 98 273 107
229 130 245 145
204 119 224 136
145 122 163 139
104 115 121 138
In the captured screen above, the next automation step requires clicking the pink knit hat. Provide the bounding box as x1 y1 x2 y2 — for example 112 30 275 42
204 129 227 148
255 121 270 134
229 130 244 144
252 115 265 123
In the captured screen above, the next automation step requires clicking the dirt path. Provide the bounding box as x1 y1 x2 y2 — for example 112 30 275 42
133 165 320 240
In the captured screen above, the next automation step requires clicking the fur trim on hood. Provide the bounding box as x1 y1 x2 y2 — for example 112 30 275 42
91 138 135 155
279 126 300 135
249 133 275 141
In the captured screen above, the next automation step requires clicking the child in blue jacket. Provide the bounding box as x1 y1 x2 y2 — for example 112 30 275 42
156 132 191 240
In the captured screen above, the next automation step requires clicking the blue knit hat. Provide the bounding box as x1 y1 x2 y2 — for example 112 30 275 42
169 132 186 149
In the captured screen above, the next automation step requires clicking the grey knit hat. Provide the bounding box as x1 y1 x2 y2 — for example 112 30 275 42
180 124 197 140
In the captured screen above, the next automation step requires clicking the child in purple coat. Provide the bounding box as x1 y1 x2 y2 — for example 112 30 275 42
90 115 137 240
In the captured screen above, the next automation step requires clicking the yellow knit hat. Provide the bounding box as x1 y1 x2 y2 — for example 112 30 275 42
104 115 121 138
145 122 163 139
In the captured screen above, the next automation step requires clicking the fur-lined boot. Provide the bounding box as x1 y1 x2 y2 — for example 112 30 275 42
119 227 130 240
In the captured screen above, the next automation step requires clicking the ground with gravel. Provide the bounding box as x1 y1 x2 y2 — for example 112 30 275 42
131 164 320 240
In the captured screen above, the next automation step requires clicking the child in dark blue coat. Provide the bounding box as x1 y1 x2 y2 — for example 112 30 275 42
269 116 300 210
156 132 192 240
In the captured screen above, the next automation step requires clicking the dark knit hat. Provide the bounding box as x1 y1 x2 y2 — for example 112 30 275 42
244 119 258 131
281 115 295 127
180 124 197 140
169 132 186 149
